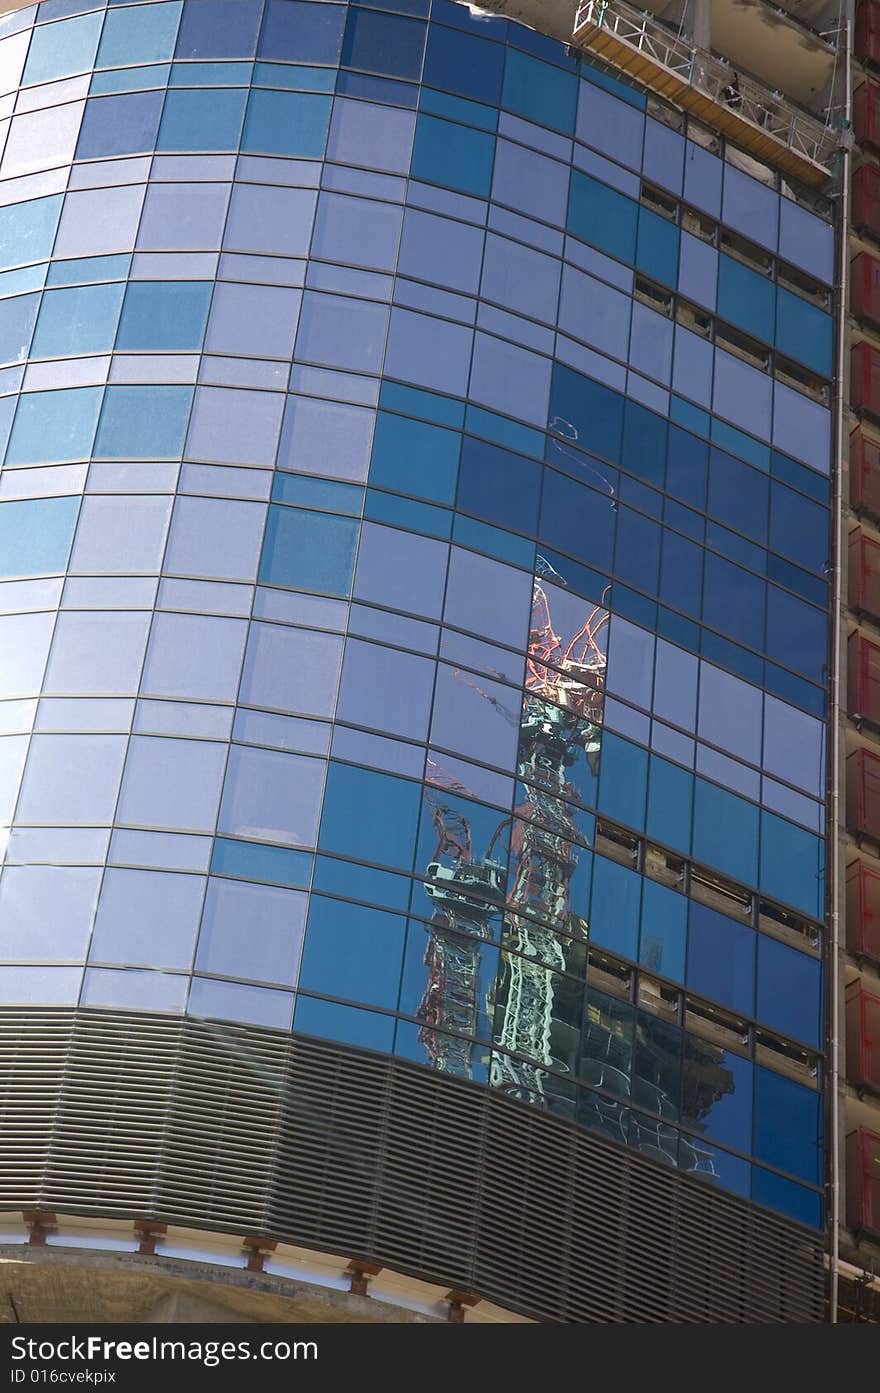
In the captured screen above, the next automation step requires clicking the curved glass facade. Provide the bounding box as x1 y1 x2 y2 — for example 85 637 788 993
0 0 832 1231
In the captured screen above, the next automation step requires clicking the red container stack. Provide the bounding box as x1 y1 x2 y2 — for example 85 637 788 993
846 979 880 1090
852 341 880 420
852 252 880 328
847 746 880 840
854 163 880 241
846 1128 880 1236
849 530 880 617
849 630 880 724
856 81 880 153
851 428 880 516
857 1 880 69
846 858 880 959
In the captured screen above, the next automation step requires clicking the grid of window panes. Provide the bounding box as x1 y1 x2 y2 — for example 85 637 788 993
0 0 831 1229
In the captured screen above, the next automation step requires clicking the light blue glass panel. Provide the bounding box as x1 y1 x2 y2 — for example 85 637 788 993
0 196 62 271
6 386 102 465
116 281 212 351
211 838 312 889
722 166 779 253
683 140 722 217
241 89 332 158
778 198 833 285
0 292 39 365
0 496 79 577
32 282 124 357
94 385 193 459
23 10 103 85
677 231 717 311
576 80 644 171
97 0 183 68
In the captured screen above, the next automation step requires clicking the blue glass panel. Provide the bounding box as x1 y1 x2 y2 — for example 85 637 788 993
341 6 425 79
753 1067 822 1186
294 994 395 1051
614 506 660 594
6 386 102 466
259 505 359 596
686 902 756 1017
751 1167 822 1228
756 934 821 1047
242 89 332 157
410 113 494 196
636 207 679 287
692 779 759 888
775 287 833 377
659 530 702 617
568 171 637 263
759 811 824 921
157 87 247 150
300 896 406 1010
707 448 769 544
682 1039 752 1152
176 0 263 59
622 400 666 488
666 424 708 508
0 196 63 271
702 553 765 650
716 255 774 343
32 282 124 357
76 91 164 159
0 496 79 578
116 281 211 351
539 467 615 574
258 0 345 63
210 839 312 889
0 292 39 365
639 879 686 982
313 856 411 913
589 855 641 959
502 47 577 134
94 385 192 459
97 1 183 67
550 364 623 465
765 586 826 685
319 761 420 871
422 21 504 104
598 733 648 831
646 754 692 853
23 10 103 84
457 435 540 536
769 482 828 574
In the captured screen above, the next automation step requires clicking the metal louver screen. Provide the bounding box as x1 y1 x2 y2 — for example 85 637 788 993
0 1008 824 1323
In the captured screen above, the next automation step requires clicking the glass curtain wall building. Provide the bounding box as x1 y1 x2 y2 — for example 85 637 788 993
0 0 835 1322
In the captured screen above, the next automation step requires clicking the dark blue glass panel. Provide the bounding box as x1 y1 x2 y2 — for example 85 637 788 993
769 482 828 575
622 400 666 488
702 553 765 650
765 587 826 685
502 48 577 134
708 448 769 544
756 934 821 1047
539 468 615 574
341 6 426 78
258 0 346 64
422 22 503 104
753 1067 822 1186
456 435 541 536
550 364 624 466
717 254 775 343
639 879 686 982
598 733 648 831
589 857 640 960
614 506 660 594
370 411 460 505
319 761 420 872
682 1039 752 1153
760 812 824 922
646 755 692 853
636 207 679 287
666 424 708 509
176 0 263 58
410 113 495 196
686 901 756 1017
692 780 759 889
751 1166 822 1227
659 530 702 617
294 994 396 1051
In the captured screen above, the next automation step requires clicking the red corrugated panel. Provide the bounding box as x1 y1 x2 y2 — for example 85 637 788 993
853 162 880 241
846 859 880 959
849 530 880 616
846 980 880 1089
850 428 880 516
847 746 880 839
846 1128 880 1235
857 2 880 68
852 252 880 329
848 630 880 724
852 342 880 420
